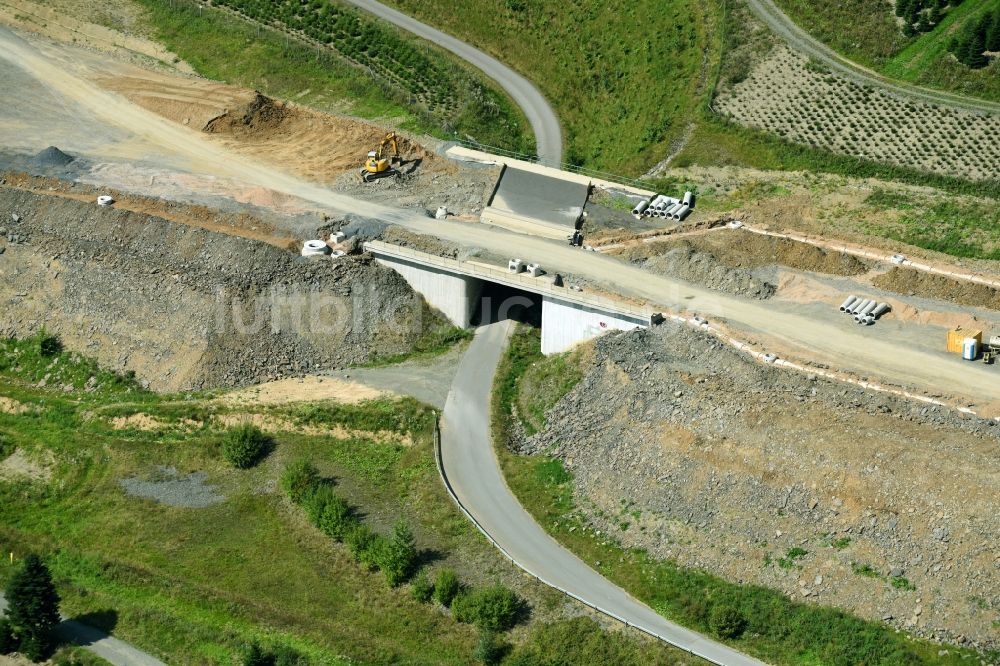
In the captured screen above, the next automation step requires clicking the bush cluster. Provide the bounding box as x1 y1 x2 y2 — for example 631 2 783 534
239 641 307 666
281 460 417 587
222 423 272 469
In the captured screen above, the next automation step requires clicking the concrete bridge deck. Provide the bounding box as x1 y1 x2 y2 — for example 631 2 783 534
365 240 657 354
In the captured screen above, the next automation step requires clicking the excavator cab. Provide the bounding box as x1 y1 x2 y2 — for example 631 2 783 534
361 132 402 182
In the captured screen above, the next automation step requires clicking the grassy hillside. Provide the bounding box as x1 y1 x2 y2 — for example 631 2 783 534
0 334 696 664
132 0 534 152
380 0 720 174
772 0 1000 101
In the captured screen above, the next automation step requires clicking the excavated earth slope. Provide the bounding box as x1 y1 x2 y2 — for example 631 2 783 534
522 323 1000 653
0 186 430 391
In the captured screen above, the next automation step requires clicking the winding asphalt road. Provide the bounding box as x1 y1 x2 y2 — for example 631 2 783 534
0 593 166 666
439 321 768 666
340 0 563 165
744 0 1000 113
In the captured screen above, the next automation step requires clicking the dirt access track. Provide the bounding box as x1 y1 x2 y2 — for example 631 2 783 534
1 26 999 415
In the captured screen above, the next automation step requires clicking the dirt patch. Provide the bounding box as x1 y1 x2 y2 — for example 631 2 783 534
223 376 388 407
102 78 442 184
0 448 53 482
120 466 224 508
213 413 410 446
0 397 35 415
874 267 1000 312
109 413 199 431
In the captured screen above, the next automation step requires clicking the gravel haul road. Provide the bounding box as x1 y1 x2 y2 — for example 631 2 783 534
0 593 167 666
341 0 563 166
440 321 768 666
744 0 1000 113
2 28 997 410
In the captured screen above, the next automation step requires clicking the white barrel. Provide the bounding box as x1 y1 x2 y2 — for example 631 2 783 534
963 338 979 360
839 295 858 312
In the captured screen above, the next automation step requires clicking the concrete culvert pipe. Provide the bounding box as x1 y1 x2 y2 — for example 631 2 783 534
859 301 878 317
301 240 331 257
674 205 691 221
840 295 858 312
97 195 114 206
682 191 695 208
849 299 871 315
633 200 650 217
871 302 891 319
651 195 668 211
664 203 682 218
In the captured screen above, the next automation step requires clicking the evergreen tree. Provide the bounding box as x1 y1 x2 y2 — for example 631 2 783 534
986 7 1000 52
4 554 60 660
904 2 921 35
928 4 943 26
965 26 989 68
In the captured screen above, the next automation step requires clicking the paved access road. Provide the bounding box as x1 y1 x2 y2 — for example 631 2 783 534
745 0 1000 113
439 321 768 666
0 593 166 666
341 0 563 166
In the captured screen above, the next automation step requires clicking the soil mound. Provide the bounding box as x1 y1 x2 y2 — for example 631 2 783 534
204 92 290 136
873 267 1000 311
31 146 74 167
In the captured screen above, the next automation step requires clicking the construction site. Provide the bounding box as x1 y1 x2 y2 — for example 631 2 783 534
0 4 998 665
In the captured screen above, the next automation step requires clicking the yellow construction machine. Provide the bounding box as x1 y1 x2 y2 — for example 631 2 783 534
361 132 403 182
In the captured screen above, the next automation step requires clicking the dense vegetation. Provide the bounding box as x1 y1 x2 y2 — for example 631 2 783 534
946 2 1000 67
135 0 533 152
491 325 994 666
774 0 1000 101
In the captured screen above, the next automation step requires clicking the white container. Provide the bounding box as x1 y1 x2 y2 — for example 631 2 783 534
435 206 448 220
97 195 114 206
508 258 524 273
962 337 979 360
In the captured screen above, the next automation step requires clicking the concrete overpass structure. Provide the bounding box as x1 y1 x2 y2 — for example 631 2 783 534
365 241 657 354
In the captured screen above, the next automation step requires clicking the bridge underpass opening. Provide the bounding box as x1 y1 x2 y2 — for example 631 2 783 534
471 281 541 329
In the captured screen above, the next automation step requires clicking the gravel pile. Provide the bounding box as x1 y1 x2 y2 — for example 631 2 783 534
120 466 224 508
519 323 1000 652
0 186 437 391
31 146 74 167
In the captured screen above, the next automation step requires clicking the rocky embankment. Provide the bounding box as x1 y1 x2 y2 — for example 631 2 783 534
521 323 1000 653
0 186 433 390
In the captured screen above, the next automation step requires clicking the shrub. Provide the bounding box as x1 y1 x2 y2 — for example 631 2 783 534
19 633 49 662
709 603 747 639
222 423 271 469
466 585 523 632
280 460 319 504
271 645 307 666
411 571 434 603
0 618 15 654
346 523 383 571
316 492 354 541
37 332 62 357
378 521 418 587
240 642 272 666
450 590 477 624
434 569 461 607
473 629 508 665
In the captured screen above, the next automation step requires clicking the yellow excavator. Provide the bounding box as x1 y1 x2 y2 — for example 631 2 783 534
361 132 403 182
